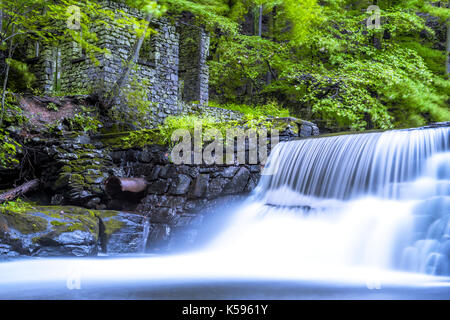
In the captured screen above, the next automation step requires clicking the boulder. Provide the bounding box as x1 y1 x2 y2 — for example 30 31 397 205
0 205 150 258
207 177 229 198
145 223 171 252
223 167 250 194
169 174 192 195
189 174 210 198
0 205 99 258
99 211 149 254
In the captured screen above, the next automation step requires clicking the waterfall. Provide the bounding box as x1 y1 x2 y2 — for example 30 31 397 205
142 217 151 253
258 126 449 200
213 125 450 275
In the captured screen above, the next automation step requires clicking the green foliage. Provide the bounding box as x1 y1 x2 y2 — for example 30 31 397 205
46 103 58 112
1 93 26 126
158 101 288 146
208 0 450 130
118 129 163 148
66 107 101 133
158 114 236 146
109 75 157 129
280 0 323 44
160 0 240 33
209 100 290 118
0 199 33 214
0 129 21 168
5 58 36 90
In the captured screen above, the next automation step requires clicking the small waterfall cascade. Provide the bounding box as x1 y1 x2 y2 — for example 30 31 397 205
226 125 450 275
142 217 151 253
258 126 449 200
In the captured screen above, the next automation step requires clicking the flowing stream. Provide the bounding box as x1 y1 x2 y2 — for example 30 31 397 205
0 126 449 299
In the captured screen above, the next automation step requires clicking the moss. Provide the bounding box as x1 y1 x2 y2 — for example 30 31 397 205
1 210 48 234
85 174 105 184
61 165 72 173
95 130 164 148
54 173 71 189
66 222 85 232
70 173 85 185
270 118 300 135
102 218 125 238
70 158 102 168
50 220 67 227
1 203 123 241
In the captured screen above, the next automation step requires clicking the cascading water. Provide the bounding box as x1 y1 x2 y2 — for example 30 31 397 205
214 125 450 276
0 125 449 299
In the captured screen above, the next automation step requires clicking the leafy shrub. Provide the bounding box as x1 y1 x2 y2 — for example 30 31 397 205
209 100 290 118
0 129 21 169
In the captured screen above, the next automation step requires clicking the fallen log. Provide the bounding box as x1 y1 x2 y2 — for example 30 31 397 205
0 179 40 203
105 176 148 199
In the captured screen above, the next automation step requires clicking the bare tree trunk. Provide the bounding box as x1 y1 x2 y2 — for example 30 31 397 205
258 5 263 37
0 179 40 203
103 14 152 108
446 1 450 76
0 25 15 127
0 7 3 34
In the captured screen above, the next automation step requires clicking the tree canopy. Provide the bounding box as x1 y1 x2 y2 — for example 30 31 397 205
0 0 449 131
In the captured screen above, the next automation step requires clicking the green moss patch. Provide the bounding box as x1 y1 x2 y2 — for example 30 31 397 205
1 210 48 234
102 218 125 238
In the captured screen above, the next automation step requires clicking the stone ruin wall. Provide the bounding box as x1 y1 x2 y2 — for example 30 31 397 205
29 0 215 127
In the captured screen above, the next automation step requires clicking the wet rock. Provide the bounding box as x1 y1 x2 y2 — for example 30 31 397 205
151 207 178 224
149 165 162 180
169 174 191 195
100 212 148 254
53 173 71 190
111 151 125 163
299 120 320 137
130 163 154 177
223 167 250 194
173 214 203 228
74 135 91 145
177 165 199 178
165 196 187 209
125 149 139 162
0 206 99 258
138 149 153 163
86 197 102 209
207 177 229 198
145 223 171 252
168 228 198 251
184 199 208 212
245 173 260 192
147 179 169 194
189 174 210 198
51 194 65 205
221 166 239 178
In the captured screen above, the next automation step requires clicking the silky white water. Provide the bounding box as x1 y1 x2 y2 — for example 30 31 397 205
0 126 449 297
